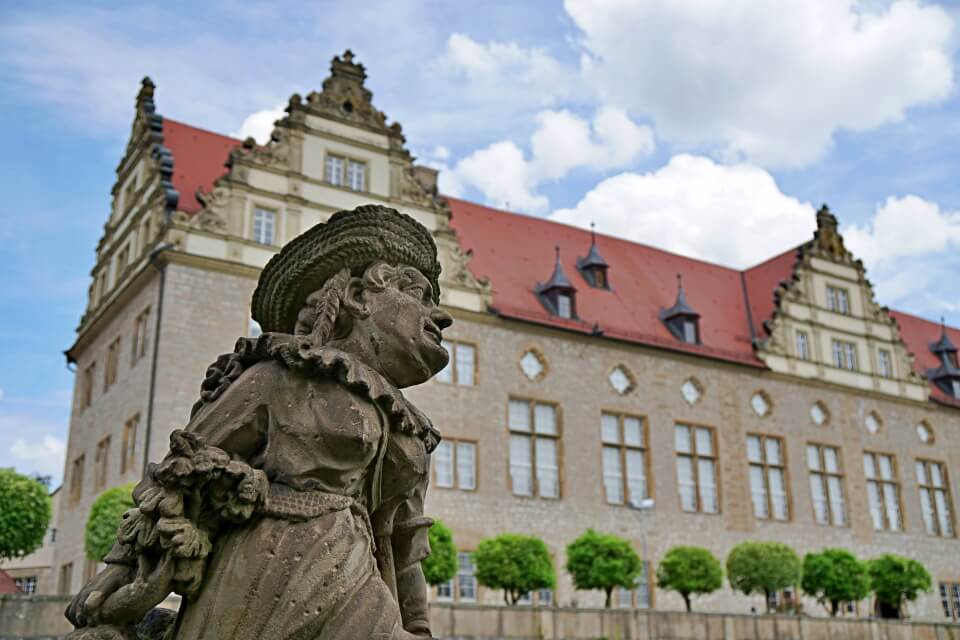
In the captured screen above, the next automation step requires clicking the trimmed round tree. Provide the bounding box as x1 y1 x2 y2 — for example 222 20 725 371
0 469 52 561
801 549 870 616
85 483 136 561
726 541 801 612
565 529 642 608
656 545 724 612
869 554 932 619
474 533 555 605
421 519 458 587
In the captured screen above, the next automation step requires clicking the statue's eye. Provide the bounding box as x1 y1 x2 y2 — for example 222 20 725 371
406 286 426 300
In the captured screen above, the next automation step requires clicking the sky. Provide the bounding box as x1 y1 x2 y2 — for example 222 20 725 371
0 0 959 486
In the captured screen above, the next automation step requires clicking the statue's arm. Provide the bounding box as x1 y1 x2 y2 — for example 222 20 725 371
392 475 433 637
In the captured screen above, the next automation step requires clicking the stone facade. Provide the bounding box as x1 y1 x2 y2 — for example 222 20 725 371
49 51 960 623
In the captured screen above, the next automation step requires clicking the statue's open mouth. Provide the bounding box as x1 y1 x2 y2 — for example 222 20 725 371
423 322 442 345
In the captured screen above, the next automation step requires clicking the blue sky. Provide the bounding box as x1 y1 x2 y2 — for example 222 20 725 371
1 0 959 485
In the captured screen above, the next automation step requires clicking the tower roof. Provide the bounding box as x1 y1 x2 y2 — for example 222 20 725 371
660 274 700 320
537 245 575 292
578 223 609 270
931 319 958 355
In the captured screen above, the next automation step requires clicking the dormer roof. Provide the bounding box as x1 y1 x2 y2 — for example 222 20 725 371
536 246 576 293
660 275 700 321
931 320 958 355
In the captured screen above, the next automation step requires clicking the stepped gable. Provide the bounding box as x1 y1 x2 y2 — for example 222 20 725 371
891 310 960 408
162 119 241 214
445 197 762 367
741 247 801 339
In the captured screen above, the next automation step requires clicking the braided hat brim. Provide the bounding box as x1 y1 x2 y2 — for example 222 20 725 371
251 205 442 334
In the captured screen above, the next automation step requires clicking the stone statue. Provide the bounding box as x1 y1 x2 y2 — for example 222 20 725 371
66 205 452 639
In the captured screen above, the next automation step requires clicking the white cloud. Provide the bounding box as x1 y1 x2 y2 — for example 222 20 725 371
844 195 960 267
431 145 451 161
232 103 285 144
451 107 653 212
567 0 954 167
9 436 66 480
551 154 816 268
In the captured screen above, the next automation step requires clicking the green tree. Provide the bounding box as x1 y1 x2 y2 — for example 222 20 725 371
0 468 53 561
85 483 136 561
565 529 642 608
421 519 458 586
474 533 555 605
726 541 801 612
656 546 724 612
868 554 932 619
801 549 870 616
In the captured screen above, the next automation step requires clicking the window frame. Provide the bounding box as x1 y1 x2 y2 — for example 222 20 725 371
940 581 960 621
507 396 562 499
615 560 653 609
94 436 111 492
831 339 858 370
674 422 720 514
432 437 478 492
251 206 278 246
746 433 791 522
435 550 478 603
70 454 85 504
862 451 903 532
104 336 121 392
435 339 478 387
324 152 369 192
826 285 851 315
795 330 811 361
131 307 151 366
121 413 139 475
877 349 893 378
600 411 651 507
806 442 848 527
916 458 956 538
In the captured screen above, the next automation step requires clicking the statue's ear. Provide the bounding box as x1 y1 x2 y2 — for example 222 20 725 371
340 277 371 319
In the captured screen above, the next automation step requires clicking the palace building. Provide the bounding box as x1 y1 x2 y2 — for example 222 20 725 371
51 51 960 619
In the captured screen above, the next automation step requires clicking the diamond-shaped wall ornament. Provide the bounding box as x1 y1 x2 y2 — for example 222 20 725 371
608 365 636 395
810 402 829 426
751 392 771 417
520 349 546 381
681 378 702 406
916 422 933 444
865 412 881 435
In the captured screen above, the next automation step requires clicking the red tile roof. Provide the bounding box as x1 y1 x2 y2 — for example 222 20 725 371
153 119 960 405
162 118 240 214
890 310 960 408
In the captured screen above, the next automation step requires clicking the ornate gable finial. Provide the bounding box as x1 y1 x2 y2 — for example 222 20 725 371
136 77 156 115
304 49 396 137
812 203 850 261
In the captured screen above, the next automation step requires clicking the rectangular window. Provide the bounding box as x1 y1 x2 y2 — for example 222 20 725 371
121 414 139 475
675 424 719 513
131 307 150 365
115 246 130 280
435 340 476 386
795 331 810 360
557 294 572 319
139 216 153 255
70 455 85 503
325 155 344 185
807 444 847 526
95 436 111 492
433 439 476 491
457 552 477 602
436 579 453 601
682 320 698 344
917 459 955 537
940 582 960 620
615 561 651 609
347 160 366 191
124 178 137 213
59 563 73 595
601 412 648 506
14 576 37 594
827 285 850 314
747 435 789 521
831 339 857 370
508 398 560 498
952 379 960 399
252 208 276 245
81 362 96 409
863 452 902 531
104 336 121 391
878 349 893 378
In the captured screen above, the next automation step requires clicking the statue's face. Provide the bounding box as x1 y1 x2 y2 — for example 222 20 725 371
360 265 452 388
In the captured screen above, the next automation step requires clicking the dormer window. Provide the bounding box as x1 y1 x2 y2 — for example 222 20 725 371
927 319 960 398
535 246 577 320
660 274 700 344
576 223 610 289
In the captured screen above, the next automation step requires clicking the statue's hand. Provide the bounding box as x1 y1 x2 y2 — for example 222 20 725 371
98 552 176 626
66 563 136 628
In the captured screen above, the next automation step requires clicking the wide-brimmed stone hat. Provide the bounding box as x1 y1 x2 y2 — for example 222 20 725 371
251 204 441 334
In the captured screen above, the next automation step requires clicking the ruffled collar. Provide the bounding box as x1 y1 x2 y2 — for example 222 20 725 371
192 333 440 452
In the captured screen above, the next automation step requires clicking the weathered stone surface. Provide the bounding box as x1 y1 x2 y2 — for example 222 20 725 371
64 205 451 639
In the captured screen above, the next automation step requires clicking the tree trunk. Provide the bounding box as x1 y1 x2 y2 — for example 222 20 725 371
504 591 510 606
683 593 692 612
605 588 612 609
830 600 839 617
765 589 773 613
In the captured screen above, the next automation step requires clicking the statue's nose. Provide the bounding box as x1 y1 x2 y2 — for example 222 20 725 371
430 307 453 330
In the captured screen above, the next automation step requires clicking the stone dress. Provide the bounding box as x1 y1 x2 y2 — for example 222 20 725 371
169 343 437 640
